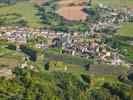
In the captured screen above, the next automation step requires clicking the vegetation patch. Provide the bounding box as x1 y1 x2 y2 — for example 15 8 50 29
30 0 45 3
0 57 20 66
116 23 133 36
0 2 43 28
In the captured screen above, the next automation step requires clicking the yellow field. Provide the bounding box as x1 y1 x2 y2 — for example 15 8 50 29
57 0 88 5
30 0 45 3
56 6 88 20
116 23 133 36
0 57 20 66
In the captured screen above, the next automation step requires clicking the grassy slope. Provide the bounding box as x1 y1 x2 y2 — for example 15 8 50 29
116 23 133 36
0 57 20 66
30 0 45 4
0 2 43 28
0 45 25 66
93 0 133 8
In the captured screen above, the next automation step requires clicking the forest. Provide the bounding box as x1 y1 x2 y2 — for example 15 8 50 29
0 67 132 100
0 0 29 4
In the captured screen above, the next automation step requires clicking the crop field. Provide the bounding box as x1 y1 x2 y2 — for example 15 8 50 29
116 23 133 36
93 0 133 8
56 0 89 20
0 2 44 28
30 0 47 3
0 57 20 66
57 0 87 5
56 6 88 20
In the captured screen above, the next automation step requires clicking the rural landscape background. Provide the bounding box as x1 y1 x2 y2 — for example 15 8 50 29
0 0 133 34
0 0 133 100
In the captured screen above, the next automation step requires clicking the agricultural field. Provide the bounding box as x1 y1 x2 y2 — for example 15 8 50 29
116 23 133 36
56 0 90 21
0 41 25 66
0 2 44 28
56 6 88 20
57 0 87 5
0 57 20 66
30 0 45 3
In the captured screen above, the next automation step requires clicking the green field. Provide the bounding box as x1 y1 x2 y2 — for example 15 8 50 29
116 23 133 36
0 57 21 66
0 2 44 28
93 0 133 8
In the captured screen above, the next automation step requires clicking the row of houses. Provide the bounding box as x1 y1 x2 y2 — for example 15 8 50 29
0 25 112 60
0 25 131 67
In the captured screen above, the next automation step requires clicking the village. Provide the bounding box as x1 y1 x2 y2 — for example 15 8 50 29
0 27 131 68
0 3 133 77
0 0 133 99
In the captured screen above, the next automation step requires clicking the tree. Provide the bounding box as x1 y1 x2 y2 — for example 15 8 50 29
16 19 28 27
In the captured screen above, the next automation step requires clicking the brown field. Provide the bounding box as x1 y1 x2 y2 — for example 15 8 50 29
30 0 45 3
56 6 88 20
57 0 88 5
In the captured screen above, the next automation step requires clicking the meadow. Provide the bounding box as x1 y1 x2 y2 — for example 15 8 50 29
0 57 20 66
0 2 44 28
30 0 45 4
116 23 133 36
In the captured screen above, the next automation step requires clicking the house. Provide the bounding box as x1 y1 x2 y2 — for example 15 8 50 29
0 26 5 32
35 43 47 49
62 48 75 55
90 41 99 47
82 51 93 58
98 4 107 9
20 62 28 68
110 12 118 16
89 41 100 52
0 67 13 77
97 51 111 60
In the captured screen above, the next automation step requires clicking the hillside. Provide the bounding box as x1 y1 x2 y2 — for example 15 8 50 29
0 0 133 27
0 0 133 99
0 2 44 28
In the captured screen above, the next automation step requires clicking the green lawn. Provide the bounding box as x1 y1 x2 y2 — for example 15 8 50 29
0 57 21 66
116 23 133 36
0 2 44 28
93 0 133 8
0 46 25 66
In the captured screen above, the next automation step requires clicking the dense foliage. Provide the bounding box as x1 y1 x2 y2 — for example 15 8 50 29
0 13 27 27
0 0 29 4
0 67 132 100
